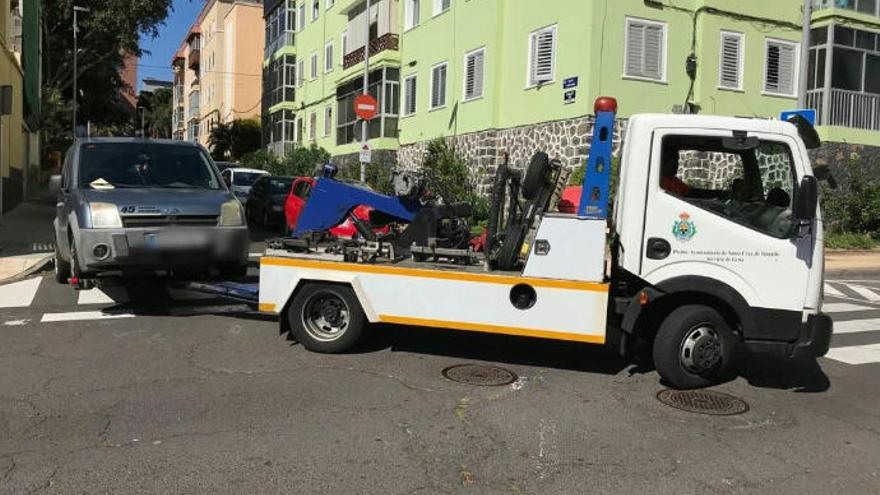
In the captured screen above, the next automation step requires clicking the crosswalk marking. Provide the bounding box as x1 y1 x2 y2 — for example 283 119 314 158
77 287 129 305
0 277 42 309
41 311 136 323
824 283 845 298
823 302 875 313
826 344 880 365
833 318 880 335
849 285 880 302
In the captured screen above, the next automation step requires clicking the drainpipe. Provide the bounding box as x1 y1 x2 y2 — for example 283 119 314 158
797 0 813 109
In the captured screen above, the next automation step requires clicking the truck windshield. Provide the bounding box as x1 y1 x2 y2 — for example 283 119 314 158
78 143 221 190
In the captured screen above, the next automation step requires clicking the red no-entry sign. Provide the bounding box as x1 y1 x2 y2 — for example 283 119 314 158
354 94 378 120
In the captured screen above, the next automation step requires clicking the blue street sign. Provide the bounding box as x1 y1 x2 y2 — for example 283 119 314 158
781 109 817 126
563 77 578 89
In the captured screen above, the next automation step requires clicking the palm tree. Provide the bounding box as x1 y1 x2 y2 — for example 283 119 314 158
208 122 232 160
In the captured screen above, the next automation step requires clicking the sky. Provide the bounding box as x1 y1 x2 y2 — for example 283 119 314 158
137 0 205 92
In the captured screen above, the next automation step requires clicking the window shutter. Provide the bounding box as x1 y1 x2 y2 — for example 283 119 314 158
530 28 555 86
297 59 304 87
405 76 417 115
298 4 305 31
625 19 665 80
719 33 742 89
465 50 484 99
325 43 333 71
310 53 317 79
765 41 796 95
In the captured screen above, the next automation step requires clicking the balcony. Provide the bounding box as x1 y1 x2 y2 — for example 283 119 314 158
814 0 880 16
265 31 295 59
267 141 298 156
807 88 880 131
188 49 200 70
343 33 399 70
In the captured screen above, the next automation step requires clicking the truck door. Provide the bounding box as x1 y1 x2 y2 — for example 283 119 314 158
640 130 812 334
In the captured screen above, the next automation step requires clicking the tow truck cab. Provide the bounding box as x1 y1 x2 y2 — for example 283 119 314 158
611 114 830 364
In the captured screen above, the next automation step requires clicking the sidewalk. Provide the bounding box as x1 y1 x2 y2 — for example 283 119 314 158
0 189 56 282
825 249 880 275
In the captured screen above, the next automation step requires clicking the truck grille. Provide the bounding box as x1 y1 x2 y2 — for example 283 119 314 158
121 215 219 228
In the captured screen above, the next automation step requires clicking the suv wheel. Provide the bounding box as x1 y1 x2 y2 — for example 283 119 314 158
54 237 71 284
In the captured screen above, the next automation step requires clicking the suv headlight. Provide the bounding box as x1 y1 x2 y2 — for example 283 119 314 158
219 199 244 226
89 202 123 228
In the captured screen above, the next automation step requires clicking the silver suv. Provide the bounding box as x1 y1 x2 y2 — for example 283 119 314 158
50 138 250 285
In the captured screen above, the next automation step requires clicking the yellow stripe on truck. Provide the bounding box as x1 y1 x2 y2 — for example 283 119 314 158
258 303 277 313
260 257 610 292
378 315 606 344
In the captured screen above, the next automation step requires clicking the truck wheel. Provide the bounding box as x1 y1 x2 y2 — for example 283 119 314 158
288 283 367 353
54 238 71 284
652 305 734 389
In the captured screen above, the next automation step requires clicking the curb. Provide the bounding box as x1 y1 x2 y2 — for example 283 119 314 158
826 268 880 278
0 254 54 285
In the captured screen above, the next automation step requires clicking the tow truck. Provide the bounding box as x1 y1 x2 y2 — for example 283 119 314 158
255 97 832 389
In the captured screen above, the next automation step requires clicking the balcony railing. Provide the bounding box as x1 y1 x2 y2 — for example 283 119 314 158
267 141 297 157
265 31 295 59
343 33 399 70
813 0 880 16
807 88 880 131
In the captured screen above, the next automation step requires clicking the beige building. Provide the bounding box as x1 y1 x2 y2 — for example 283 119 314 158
171 0 264 149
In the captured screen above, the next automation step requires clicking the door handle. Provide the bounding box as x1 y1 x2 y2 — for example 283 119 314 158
646 237 671 260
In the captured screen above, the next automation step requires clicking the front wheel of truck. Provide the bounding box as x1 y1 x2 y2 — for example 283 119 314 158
652 305 735 389
288 283 367 353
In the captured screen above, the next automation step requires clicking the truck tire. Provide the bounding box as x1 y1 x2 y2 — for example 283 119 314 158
288 283 367 353
522 151 550 201
54 237 71 284
652 305 734 389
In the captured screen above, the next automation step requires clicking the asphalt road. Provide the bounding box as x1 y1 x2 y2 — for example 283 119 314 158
1 237 879 493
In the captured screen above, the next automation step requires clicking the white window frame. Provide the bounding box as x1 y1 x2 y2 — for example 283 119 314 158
462 46 486 101
298 3 306 31
326 0 334 9
310 51 318 80
341 30 347 63
718 30 745 91
403 73 417 116
526 23 557 88
762 38 800 98
309 111 317 140
324 105 332 137
622 17 668 83
312 0 319 21
433 0 451 17
430 61 448 110
297 59 305 87
405 0 421 30
324 41 334 73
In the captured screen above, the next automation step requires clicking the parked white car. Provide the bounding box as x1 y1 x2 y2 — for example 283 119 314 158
221 167 268 205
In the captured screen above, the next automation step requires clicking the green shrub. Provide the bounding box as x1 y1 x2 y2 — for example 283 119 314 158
239 149 277 171
421 138 488 221
825 232 878 250
821 160 880 237
274 144 331 177
337 161 394 194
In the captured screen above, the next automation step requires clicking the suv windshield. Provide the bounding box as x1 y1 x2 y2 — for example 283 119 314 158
233 172 264 186
78 142 221 189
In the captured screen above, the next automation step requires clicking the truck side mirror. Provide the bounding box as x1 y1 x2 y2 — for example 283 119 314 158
793 175 818 224
49 175 63 194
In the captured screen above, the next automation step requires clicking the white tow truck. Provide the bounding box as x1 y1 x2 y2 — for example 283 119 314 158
257 97 832 389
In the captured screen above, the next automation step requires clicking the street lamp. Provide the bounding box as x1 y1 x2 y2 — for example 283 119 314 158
72 5 90 138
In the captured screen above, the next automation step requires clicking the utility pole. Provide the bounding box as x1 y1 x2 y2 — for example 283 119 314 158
797 0 812 109
360 0 370 183
72 5 90 138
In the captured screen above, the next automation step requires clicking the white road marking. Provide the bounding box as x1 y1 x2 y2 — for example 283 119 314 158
849 285 880 302
825 344 880 365
77 287 129 305
0 277 42 308
41 311 136 323
824 283 845 298
833 318 880 335
2 319 31 326
823 302 875 313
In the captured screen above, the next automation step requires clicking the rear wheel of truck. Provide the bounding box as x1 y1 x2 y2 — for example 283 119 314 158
288 283 367 353
652 305 734 390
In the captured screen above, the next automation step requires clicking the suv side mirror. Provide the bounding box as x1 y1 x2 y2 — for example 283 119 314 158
794 175 818 224
49 175 63 194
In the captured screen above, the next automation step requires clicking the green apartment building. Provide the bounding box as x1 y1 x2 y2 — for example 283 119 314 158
261 0 880 173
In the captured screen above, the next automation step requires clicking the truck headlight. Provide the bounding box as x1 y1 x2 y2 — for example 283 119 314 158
219 199 244 226
89 202 123 229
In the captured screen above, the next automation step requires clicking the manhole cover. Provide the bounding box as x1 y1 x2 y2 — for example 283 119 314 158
657 389 749 416
442 364 517 387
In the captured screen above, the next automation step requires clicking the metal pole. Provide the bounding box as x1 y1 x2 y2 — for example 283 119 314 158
359 0 370 183
797 0 812 108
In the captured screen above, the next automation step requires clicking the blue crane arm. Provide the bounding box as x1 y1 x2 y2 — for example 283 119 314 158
292 177 421 237
577 107 617 218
